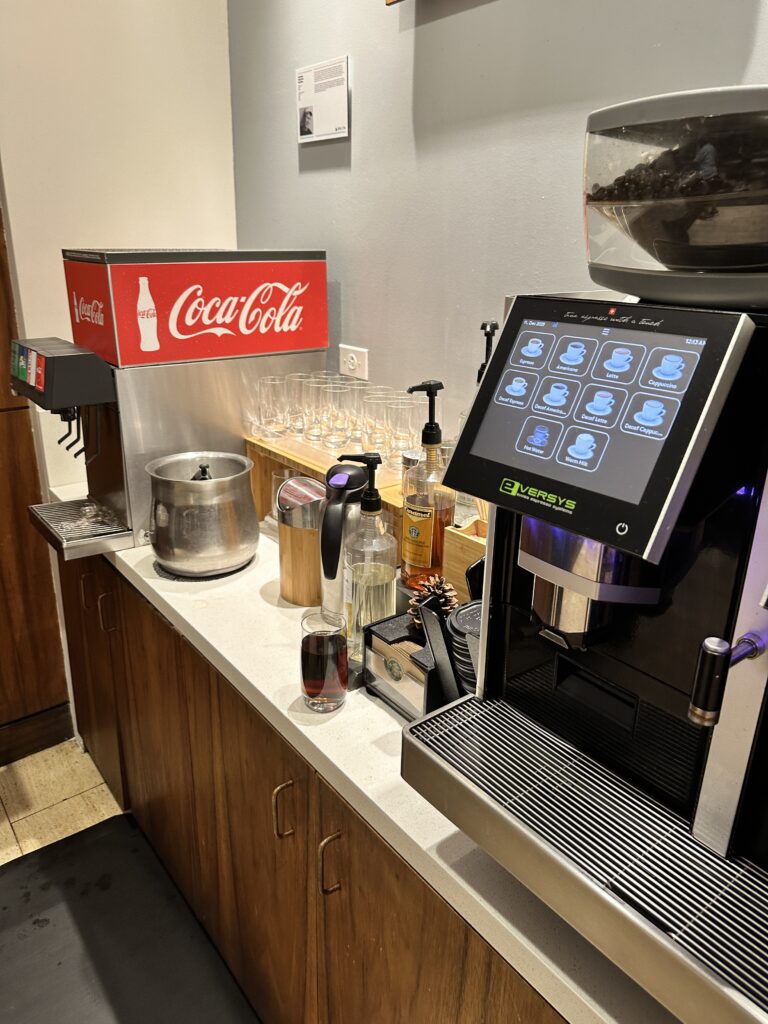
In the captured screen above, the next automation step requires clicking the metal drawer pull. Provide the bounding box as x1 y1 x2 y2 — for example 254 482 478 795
318 831 342 896
79 571 95 610
97 592 118 633
271 780 295 839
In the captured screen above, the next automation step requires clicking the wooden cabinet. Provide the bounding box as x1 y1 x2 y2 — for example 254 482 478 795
57 555 126 807
61 561 563 1024
0 410 67 734
315 778 564 1024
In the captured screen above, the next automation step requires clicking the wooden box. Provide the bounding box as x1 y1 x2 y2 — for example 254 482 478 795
443 517 487 603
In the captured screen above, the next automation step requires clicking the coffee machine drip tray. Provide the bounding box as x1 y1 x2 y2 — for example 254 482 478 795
402 697 768 1023
29 498 133 561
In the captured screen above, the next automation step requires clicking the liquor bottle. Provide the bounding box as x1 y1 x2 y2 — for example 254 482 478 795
401 380 456 589
137 276 160 352
340 453 397 661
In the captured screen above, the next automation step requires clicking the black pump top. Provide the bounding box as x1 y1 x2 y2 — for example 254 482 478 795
407 380 444 446
478 320 499 385
339 452 383 512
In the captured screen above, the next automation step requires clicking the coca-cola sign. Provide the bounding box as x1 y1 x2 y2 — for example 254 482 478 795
72 292 105 326
169 281 309 340
62 251 328 366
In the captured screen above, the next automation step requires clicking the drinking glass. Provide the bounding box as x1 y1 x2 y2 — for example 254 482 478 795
386 398 419 465
320 384 352 449
303 378 328 445
343 380 370 443
362 394 391 452
285 372 311 435
300 609 348 712
258 376 288 437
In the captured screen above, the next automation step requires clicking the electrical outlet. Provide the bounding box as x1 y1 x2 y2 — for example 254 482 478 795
339 344 369 380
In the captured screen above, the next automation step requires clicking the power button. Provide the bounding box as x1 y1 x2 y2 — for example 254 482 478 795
616 522 629 536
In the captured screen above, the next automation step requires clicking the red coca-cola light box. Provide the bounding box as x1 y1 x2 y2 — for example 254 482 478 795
62 249 328 367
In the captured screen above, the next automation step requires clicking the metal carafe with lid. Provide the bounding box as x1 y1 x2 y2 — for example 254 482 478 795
319 462 367 620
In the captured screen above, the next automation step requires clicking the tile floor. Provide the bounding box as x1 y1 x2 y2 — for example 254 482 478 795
0 739 121 864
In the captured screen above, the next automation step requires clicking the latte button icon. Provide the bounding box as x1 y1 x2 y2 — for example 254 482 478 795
543 381 570 407
560 341 587 366
653 353 685 381
586 389 615 415
568 432 597 460
604 347 633 373
506 376 529 397
521 337 545 358
635 399 667 427
528 424 550 446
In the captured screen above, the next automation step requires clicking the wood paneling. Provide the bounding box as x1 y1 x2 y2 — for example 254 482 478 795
316 778 564 1024
215 675 313 1024
0 409 67 725
0 206 26 411
0 703 72 767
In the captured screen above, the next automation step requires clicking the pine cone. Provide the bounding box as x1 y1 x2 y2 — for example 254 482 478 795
408 575 460 631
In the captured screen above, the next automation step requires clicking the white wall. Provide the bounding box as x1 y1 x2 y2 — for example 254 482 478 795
0 0 237 490
228 0 767 433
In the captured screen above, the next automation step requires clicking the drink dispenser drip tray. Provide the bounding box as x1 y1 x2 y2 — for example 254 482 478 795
29 498 133 560
402 697 768 1023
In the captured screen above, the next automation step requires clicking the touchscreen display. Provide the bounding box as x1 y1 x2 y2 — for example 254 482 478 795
470 319 707 505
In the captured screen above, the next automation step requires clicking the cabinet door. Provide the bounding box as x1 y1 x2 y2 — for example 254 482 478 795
118 581 206 905
215 676 313 1024
57 556 98 745
316 779 564 1024
0 409 67 725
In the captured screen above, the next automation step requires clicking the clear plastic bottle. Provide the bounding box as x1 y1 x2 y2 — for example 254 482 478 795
340 453 398 661
401 380 456 589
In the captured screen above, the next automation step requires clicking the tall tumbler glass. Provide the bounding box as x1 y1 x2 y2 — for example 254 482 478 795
301 609 348 713
303 378 328 445
386 398 419 466
343 379 370 444
361 394 391 454
286 372 311 435
258 375 288 437
321 384 352 450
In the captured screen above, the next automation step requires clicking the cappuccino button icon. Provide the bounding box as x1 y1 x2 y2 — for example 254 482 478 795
635 399 666 426
653 353 685 381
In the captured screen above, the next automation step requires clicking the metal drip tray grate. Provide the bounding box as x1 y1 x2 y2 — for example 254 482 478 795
404 697 768 1022
29 498 133 560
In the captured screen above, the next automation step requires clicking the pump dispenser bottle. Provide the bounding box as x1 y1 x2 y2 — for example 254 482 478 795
339 453 398 660
401 381 456 589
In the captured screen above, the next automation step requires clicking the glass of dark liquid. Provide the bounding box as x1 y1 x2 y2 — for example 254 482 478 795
300 610 348 713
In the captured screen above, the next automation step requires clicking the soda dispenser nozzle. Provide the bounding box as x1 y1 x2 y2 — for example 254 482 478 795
407 380 444 446
479 320 499 384
339 452 383 512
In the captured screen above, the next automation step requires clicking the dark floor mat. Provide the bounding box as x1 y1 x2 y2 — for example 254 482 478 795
0 814 259 1024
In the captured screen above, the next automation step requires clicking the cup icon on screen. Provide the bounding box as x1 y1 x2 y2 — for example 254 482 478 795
653 353 685 381
560 341 587 366
635 399 666 426
587 389 615 415
528 424 550 447
521 337 544 358
506 376 529 397
543 382 570 407
604 347 633 373
568 432 597 459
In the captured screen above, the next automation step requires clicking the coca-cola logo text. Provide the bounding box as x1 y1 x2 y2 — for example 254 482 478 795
169 282 308 340
72 292 105 326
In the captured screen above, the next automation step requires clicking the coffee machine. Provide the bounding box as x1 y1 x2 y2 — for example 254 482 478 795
402 88 768 1023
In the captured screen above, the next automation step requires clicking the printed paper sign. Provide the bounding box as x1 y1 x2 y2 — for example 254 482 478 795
296 56 349 144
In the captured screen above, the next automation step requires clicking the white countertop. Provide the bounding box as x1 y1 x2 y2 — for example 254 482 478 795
100 525 677 1024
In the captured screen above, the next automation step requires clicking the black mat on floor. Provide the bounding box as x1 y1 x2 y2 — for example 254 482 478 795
0 814 259 1024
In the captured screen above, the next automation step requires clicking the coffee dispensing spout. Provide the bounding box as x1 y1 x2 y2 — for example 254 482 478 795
689 632 767 727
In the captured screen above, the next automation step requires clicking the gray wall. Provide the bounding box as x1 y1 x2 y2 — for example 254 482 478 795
228 0 765 434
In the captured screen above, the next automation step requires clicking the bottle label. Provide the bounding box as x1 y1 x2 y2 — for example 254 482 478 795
402 504 435 569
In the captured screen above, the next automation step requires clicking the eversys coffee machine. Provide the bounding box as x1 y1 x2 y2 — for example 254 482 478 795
402 87 768 1023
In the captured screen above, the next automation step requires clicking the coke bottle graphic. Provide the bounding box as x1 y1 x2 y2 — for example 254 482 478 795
137 276 160 352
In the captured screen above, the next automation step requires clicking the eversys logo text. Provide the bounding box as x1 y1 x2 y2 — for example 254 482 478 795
499 478 576 512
